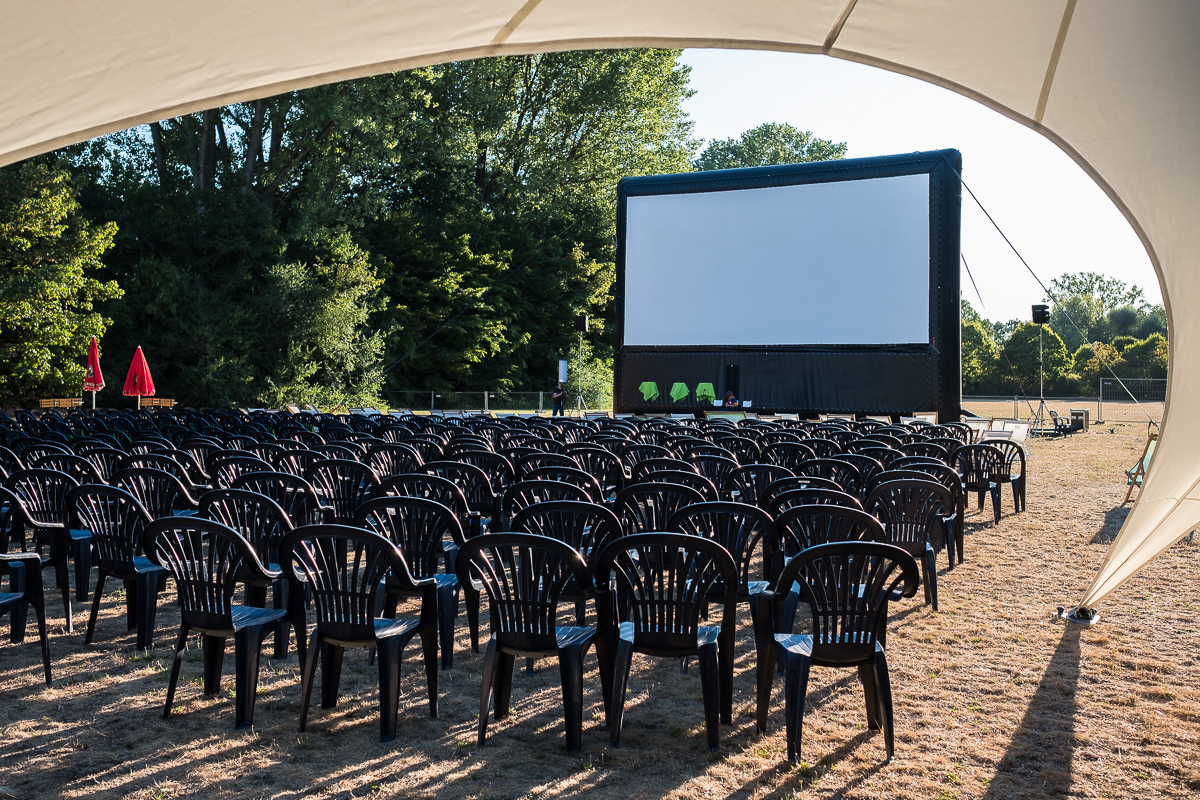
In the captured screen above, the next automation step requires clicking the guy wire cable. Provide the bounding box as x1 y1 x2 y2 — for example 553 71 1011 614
963 251 1040 421
944 156 1156 425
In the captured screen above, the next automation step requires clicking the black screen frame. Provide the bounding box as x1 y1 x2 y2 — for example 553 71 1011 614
614 149 962 420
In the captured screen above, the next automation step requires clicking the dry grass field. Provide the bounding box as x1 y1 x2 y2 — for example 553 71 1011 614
1 422 1197 800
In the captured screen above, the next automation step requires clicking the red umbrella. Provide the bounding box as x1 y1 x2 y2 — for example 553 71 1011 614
83 336 104 408
123 346 155 409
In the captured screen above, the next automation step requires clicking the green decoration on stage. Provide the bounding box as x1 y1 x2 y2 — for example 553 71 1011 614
639 381 659 401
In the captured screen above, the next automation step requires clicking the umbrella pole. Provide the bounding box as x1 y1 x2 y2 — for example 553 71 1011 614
137 395 141 410
91 390 95 410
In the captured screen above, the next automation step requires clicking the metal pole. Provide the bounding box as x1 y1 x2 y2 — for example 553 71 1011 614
483 391 488 413
430 391 434 411
1039 324 1044 400
539 391 543 413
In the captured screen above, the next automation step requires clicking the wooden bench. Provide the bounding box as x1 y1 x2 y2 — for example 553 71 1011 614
140 397 175 407
39 398 82 409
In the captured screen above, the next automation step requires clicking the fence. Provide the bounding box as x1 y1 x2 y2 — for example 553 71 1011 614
386 390 613 414
963 383 1164 425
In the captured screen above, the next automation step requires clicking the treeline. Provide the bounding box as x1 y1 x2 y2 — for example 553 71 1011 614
0 51 843 409
962 272 1167 397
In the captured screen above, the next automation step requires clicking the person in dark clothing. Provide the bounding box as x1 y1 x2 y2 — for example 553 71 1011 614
552 381 567 416
723 390 739 408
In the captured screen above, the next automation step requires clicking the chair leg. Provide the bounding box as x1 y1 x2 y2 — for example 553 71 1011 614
558 642 587 754
609 638 635 746
718 637 733 726
8 561 28 644
233 624 270 729
53 543 73 634
593 633 614 722
85 570 107 645
375 636 403 742
494 652 516 721
164 624 191 718
419 614 439 717
698 641 721 752
32 582 50 686
782 651 811 763
925 544 938 612
875 648 896 762
288 581 308 666
320 643 344 709
436 583 459 670
465 585 481 654
135 571 160 651
859 663 880 730
271 578 289 660
756 638 778 734
71 535 92 602
991 483 1002 523
478 636 499 746
202 634 227 696
298 628 320 732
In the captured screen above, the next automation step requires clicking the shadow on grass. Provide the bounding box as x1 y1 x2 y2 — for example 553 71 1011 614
983 624 1082 798
1091 505 1129 544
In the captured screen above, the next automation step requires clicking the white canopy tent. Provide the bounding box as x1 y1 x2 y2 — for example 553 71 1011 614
2 0 1196 610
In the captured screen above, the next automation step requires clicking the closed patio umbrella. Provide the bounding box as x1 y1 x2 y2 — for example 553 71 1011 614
123 346 155 409
83 336 104 409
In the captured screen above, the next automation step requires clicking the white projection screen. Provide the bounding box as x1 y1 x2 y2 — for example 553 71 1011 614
614 151 962 418
623 173 931 347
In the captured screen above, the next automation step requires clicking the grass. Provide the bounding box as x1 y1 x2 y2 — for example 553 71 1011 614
1 422 1198 798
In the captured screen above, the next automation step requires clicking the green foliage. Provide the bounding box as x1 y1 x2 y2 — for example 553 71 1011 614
960 299 983 325
960 320 997 393
1073 341 1124 387
0 163 122 402
693 123 846 171
1120 333 1167 379
996 323 1068 393
568 339 614 409
1109 335 1138 354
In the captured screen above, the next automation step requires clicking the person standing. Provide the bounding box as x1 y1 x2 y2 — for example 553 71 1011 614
552 381 567 416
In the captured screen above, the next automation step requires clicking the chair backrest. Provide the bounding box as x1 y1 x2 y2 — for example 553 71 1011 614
419 461 497 516
767 487 863 517
230 471 326 525
453 450 515 492
620 443 673 472
805 438 845 459
723 464 794 507
31 453 105 485
794 458 861 497
356 495 465 579
985 439 1027 478
771 542 919 665
112 467 195 519
612 482 706 535
630 457 696 481
455 532 593 652
517 452 579 479
952 444 1004 487
280 524 428 643
594 532 738 653
6 468 81 526
501 480 594 519
687 454 739 490
363 443 424 478
508 500 623 559
667 501 779 592
144 517 276 629
775 504 886 560
524 466 604 503
762 441 818 471
864 479 955 554
760 475 841 510
117 452 191 484
304 459 381 523
830 453 884 498
199 488 294 563
633 469 719 501
899 441 950 462
375 473 470 520
68 484 153 572
210 454 274 489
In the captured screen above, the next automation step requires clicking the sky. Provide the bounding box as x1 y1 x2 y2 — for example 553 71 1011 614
679 49 1161 325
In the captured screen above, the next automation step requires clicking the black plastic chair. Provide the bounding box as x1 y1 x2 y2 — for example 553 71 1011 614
6 469 82 629
752 542 919 762
0 491 52 684
760 476 841 512
365 443 424 478
762 442 818 471
200 488 301 660
594 532 738 751
525 466 604 503
31 453 105 485
562 444 626 499
210 454 274 489
68 484 164 650
455 532 603 754
952 445 1004 523
280 524 439 742
767 487 863 517
501 480 594 523
420 461 499 532
987 439 1027 513
145 517 288 729
865 479 955 611
355 496 472 669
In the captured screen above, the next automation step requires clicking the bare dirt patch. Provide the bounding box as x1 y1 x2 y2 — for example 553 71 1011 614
2 422 1197 799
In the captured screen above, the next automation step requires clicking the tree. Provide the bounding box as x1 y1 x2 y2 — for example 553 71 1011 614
997 323 1068 394
1073 341 1124 387
0 162 121 402
961 319 997 393
693 123 846 171
1121 333 1168 379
